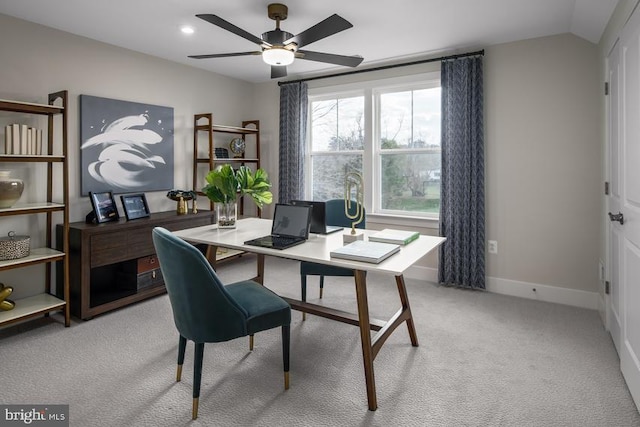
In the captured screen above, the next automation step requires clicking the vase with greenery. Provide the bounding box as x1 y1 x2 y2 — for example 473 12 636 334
202 164 273 228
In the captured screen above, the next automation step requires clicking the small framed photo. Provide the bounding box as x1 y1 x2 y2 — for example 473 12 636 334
120 193 150 221
89 191 120 223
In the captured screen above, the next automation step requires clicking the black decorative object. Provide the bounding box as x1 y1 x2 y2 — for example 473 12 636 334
214 147 229 158
85 211 97 224
121 193 150 220
166 190 197 201
89 191 119 223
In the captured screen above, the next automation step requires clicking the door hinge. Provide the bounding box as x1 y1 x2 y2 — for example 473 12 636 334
605 82 609 95
605 281 610 295
605 181 610 195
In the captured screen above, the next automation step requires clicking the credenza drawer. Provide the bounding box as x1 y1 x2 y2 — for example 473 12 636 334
90 231 130 267
90 227 155 267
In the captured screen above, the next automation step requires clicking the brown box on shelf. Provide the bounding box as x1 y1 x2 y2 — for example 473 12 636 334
117 255 163 291
120 254 159 274
117 267 163 291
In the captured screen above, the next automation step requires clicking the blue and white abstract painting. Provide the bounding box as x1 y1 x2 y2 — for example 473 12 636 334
80 95 174 195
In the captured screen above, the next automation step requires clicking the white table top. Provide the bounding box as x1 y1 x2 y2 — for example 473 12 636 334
173 217 445 275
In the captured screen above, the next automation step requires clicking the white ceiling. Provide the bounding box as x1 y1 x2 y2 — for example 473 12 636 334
0 0 619 83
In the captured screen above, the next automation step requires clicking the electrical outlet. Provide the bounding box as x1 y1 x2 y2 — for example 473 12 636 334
488 240 498 254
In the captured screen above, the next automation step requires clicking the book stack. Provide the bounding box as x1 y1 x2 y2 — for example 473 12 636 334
4 124 44 155
330 240 401 264
368 229 420 245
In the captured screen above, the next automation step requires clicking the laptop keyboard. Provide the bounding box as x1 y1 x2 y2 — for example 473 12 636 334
271 235 298 246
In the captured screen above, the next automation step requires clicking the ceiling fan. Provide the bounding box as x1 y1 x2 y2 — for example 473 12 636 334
189 3 364 79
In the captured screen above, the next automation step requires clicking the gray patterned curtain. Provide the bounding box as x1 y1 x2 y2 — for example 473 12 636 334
278 82 308 203
438 55 485 289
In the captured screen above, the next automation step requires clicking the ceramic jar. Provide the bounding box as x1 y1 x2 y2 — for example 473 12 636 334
0 170 24 208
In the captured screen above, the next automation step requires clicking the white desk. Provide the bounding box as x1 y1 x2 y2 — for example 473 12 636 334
173 217 445 411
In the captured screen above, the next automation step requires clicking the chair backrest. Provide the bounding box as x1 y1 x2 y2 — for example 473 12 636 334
152 227 248 343
325 199 366 229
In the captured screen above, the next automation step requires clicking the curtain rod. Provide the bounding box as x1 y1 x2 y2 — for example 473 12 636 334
278 49 484 86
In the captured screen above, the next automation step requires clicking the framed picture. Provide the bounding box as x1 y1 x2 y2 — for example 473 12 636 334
89 191 120 223
120 193 150 220
80 95 174 195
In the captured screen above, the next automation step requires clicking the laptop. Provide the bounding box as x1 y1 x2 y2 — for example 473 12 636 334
244 203 313 250
290 200 343 235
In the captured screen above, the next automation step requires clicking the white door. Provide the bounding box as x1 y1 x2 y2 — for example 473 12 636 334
609 6 640 410
608 41 622 355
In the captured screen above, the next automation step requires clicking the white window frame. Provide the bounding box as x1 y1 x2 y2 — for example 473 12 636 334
306 72 441 226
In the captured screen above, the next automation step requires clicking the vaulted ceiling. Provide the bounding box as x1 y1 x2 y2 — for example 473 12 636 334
0 0 619 83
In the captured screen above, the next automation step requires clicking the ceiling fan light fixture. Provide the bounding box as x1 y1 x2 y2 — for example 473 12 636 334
180 25 195 35
262 47 294 66
191 5 362 78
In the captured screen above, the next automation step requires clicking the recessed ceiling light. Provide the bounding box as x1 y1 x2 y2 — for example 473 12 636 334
180 26 195 35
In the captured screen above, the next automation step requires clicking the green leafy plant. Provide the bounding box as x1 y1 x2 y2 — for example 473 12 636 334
202 164 273 208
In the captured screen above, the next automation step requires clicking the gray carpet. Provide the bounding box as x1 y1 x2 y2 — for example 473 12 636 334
1 255 639 427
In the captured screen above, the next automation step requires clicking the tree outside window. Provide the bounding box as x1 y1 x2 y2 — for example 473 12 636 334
308 78 441 218
310 96 364 201
378 87 441 214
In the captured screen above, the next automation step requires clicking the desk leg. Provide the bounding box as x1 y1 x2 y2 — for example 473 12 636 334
205 245 218 269
256 254 265 285
354 269 377 411
396 275 419 347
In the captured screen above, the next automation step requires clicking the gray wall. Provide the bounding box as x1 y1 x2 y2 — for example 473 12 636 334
1 12 604 309
484 34 600 301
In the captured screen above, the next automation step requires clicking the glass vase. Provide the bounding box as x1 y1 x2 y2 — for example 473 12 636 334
216 201 237 229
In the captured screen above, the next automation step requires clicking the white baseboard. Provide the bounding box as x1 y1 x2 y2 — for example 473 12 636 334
406 266 599 310
598 294 607 324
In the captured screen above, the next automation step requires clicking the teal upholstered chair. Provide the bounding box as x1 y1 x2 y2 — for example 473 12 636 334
300 199 365 320
152 227 291 420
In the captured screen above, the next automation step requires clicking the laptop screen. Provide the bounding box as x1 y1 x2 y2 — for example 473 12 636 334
290 200 325 234
272 204 312 238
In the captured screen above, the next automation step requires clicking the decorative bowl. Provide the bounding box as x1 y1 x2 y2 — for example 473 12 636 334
0 170 24 208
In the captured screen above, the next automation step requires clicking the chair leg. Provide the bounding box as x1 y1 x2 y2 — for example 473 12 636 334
282 324 290 390
301 274 307 321
319 276 325 299
177 335 187 382
192 342 205 420
249 334 254 351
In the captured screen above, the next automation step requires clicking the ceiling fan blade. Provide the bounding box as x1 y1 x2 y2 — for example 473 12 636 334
284 14 352 48
271 65 287 79
297 50 363 67
189 51 261 59
196 14 268 47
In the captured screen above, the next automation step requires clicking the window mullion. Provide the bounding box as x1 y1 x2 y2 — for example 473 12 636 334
363 87 374 215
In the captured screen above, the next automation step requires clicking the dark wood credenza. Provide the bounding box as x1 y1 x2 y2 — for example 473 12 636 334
58 210 215 320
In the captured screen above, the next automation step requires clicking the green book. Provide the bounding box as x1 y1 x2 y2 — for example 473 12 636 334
368 229 420 245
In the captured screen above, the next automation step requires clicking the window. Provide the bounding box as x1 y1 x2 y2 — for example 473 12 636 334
309 94 364 201
307 74 441 219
